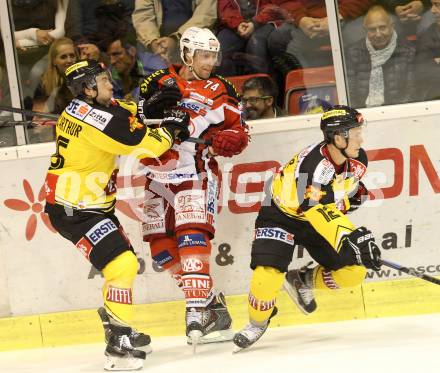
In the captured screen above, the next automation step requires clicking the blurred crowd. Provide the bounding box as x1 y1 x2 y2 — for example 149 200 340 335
2 0 440 145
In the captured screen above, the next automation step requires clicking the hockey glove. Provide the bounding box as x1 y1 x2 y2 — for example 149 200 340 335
341 227 382 271
138 86 183 121
347 181 369 213
160 108 190 141
212 129 248 157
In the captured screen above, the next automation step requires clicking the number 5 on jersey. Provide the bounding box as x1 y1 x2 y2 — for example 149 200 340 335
50 135 70 170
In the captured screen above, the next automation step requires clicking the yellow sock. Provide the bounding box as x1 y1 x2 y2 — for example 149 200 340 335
314 265 366 290
102 251 139 325
248 266 285 325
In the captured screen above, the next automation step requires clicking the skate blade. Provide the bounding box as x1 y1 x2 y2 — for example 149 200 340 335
188 330 203 354
188 328 235 345
283 282 310 315
104 355 144 371
232 344 246 354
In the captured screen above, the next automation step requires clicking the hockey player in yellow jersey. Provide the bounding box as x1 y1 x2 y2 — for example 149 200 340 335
233 105 382 352
43 59 190 370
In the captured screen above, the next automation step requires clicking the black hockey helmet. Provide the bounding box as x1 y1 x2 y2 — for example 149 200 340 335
320 105 364 143
65 59 108 97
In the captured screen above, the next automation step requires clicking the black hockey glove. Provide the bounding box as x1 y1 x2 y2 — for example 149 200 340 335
341 227 382 271
347 181 369 213
160 108 190 141
138 86 183 121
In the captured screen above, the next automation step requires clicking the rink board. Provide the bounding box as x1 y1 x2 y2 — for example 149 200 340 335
1 276 440 351
0 103 440 350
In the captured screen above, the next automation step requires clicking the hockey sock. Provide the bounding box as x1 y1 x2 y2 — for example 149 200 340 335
150 236 183 286
102 250 139 325
248 266 284 325
314 265 367 290
177 229 214 308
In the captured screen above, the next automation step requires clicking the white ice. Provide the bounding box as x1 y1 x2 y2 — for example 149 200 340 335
1 313 439 373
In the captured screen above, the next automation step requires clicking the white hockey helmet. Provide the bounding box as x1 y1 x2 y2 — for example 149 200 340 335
180 27 221 66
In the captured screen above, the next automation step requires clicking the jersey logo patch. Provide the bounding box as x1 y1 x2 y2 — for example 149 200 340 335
84 108 113 131
75 237 93 259
182 258 204 272
152 250 174 266
189 92 213 106
106 286 132 305
313 158 335 184
349 159 367 179
177 233 208 248
85 218 118 245
65 99 92 120
179 101 207 116
254 227 294 245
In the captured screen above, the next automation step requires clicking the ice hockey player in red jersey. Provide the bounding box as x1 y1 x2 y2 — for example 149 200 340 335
137 27 249 349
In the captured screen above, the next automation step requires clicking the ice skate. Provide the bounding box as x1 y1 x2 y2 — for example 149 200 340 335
187 291 234 345
284 264 317 314
233 307 278 353
98 307 152 355
104 324 147 371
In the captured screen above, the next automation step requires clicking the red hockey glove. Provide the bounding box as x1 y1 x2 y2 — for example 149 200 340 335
212 129 248 157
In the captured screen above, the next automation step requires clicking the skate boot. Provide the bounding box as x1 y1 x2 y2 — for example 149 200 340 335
284 263 317 314
187 291 234 345
104 324 147 371
233 307 278 352
98 307 152 354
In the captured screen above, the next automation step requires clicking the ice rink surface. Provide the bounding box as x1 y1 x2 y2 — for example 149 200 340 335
1 313 440 373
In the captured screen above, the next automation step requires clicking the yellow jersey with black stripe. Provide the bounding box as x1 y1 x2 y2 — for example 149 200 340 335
271 142 368 249
44 98 174 212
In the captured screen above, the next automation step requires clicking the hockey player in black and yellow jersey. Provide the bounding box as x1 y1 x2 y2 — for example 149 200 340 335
233 105 382 352
43 60 190 370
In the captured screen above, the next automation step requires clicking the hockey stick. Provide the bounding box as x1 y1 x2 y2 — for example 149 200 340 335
380 259 440 286
0 119 57 127
0 105 59 119
0 106 210 145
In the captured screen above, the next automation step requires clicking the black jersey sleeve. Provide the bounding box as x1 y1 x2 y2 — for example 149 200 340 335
139 68 169 100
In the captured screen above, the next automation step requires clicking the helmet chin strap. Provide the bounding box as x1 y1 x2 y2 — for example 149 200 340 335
189 65 204 80
332 136 350 159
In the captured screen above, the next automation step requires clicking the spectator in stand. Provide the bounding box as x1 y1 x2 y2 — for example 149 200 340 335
29 37 77 142
378 1 433 36
13 0 69 50
65 0 135 40
216 0 293 76
242 76 286 119
32 37 77 114
106 37 167 100
76 39 103 61
65 0 135 50
132 0 217 64
345 5 416 108
268 0 374 70
415 0 440 100
12 0 69 98
31 37 77 114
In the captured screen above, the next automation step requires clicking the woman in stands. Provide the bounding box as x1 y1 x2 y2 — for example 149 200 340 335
32 37 77 114
30 37 77 142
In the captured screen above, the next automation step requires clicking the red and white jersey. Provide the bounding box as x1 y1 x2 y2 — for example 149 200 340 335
139 65 247 183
